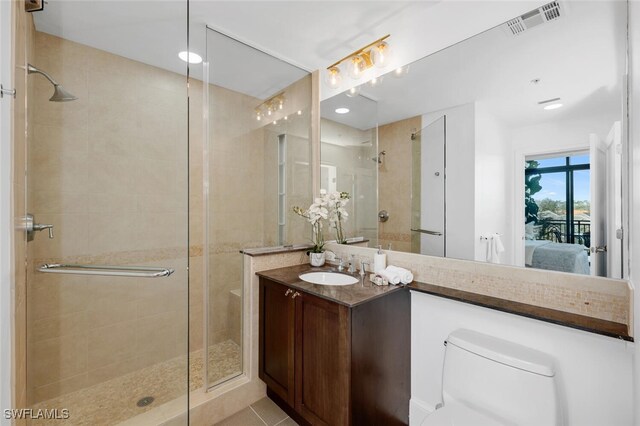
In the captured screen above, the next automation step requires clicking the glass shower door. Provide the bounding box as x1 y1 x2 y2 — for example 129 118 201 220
201 27 311 389
23 1 190 423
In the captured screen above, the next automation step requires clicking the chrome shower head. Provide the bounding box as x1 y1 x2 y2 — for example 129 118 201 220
27 64 78 102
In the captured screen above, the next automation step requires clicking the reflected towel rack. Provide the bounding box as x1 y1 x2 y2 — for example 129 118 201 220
410 228 443 236
37 263 174 278
480 233 501 241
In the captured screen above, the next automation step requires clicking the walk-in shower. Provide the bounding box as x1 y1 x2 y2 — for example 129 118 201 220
27 63 77 101
18 2 190 424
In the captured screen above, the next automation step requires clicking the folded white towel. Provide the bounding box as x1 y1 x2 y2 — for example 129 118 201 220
378 269 401 285
485 233 505 264
385 265 414 284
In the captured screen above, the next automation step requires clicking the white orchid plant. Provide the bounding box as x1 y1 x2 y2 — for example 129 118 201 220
325 190 350 244
293 190 351 253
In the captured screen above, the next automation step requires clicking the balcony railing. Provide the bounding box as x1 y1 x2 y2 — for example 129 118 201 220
537 219 591 247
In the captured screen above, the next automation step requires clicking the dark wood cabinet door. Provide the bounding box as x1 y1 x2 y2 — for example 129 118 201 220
259 278 295 406
294 291 351 426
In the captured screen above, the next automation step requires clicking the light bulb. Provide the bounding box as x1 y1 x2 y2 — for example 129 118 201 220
326 66 342 89
297 110 302 115
393 65 409 78
256 111 262 121
369 76 383 87
347 55 367 80
345 85 361 98
371 41 391 68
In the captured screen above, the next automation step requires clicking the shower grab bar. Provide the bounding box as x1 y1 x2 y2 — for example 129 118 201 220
37 263 174 278
410 228 443 236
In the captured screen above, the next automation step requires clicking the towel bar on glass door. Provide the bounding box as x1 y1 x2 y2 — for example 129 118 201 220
37 263 175 278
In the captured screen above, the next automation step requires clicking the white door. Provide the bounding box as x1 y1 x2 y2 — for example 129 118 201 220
589 134 607 276
605 122 622 278
419 116 446 256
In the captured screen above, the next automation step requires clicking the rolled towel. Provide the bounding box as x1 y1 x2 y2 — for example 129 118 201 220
386 265 414 284
378 269 401 285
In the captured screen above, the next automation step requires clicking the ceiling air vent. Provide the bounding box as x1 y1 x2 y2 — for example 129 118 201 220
505 1 563 36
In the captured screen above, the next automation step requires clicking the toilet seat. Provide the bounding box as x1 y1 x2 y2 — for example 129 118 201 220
421 402 506 426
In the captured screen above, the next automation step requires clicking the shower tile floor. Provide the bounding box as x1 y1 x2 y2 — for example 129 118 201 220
28 340 241 426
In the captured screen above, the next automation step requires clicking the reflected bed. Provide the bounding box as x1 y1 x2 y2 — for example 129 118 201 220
525 240 590 275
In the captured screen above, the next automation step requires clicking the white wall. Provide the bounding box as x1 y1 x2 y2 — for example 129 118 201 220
629 2 640 424
474 103 512 264
423 103 475 261
410 292 634 426
0 0 12 422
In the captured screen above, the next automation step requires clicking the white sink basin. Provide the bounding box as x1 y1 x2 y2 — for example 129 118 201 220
299 272 359 286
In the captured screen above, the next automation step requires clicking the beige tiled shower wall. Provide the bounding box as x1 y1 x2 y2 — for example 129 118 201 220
26 32 189 404
378 116 421 252
12 1 35 417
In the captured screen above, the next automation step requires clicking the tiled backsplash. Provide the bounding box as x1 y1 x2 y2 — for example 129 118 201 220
325 243 632 328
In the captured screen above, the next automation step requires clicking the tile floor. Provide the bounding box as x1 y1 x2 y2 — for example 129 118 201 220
214 397 298 426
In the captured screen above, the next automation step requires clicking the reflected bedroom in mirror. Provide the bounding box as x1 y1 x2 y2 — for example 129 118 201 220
320 0 627 278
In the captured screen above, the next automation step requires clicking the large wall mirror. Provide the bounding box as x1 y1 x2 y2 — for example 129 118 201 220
320 1 628 279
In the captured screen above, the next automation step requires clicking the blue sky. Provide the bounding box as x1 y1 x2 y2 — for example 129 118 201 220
532 155 590 202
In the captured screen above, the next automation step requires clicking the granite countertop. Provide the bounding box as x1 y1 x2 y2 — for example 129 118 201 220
256 263 405 308
408 281 632 341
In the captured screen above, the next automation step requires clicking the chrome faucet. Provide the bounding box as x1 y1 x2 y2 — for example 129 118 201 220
360 260 370 276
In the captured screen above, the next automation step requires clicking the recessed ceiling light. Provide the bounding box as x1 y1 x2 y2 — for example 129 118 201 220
544 103 563 110
335 107 350 114
178 51 202 64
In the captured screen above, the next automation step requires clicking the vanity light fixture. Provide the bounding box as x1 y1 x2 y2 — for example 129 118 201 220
254 93 285 121
335 107 350 114
325 34 392 90
178 51 202 64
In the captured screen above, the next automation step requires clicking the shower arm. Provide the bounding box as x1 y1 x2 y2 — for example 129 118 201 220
27 64 59 86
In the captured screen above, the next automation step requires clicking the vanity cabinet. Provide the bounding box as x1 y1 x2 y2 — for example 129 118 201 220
259 276 410 426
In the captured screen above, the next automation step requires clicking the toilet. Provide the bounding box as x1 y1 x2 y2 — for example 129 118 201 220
422 329 563 426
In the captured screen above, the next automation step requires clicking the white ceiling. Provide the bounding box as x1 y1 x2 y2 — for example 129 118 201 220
322 1 627 130
32 0 544 100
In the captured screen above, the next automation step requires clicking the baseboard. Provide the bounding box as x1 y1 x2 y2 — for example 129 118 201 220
409 398 436 426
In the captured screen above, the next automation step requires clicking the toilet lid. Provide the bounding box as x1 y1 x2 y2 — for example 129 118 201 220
421 403 506 426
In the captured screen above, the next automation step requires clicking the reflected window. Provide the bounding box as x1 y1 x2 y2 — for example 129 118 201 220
525 153 590 246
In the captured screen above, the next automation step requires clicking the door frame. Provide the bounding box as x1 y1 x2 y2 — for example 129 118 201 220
0 0 14 419
513 142 589 267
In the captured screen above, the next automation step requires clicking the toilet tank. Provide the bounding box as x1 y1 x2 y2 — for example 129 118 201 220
442 329 563 426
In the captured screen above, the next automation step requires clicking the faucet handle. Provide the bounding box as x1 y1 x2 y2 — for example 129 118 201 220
359 260 370 275
34 223 54 239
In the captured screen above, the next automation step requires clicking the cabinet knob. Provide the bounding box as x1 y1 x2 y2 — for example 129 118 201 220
292 291 301 299
285 289 293 296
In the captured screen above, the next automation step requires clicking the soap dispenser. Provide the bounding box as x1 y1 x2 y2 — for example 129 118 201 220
374 245 386 273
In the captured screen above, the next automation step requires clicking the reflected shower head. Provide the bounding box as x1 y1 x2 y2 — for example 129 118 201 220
27 64 78 102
